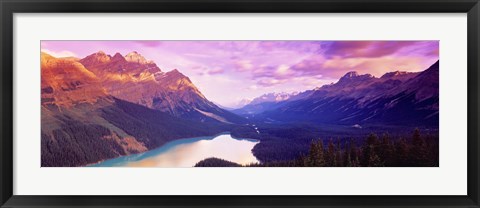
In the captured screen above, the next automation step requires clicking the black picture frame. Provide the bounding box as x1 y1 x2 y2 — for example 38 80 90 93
1 0 479 207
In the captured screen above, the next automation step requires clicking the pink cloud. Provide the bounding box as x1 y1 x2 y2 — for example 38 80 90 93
325 41 426 58
233 60 254 72
321 56 437 78
257 78 287 87
207 67 225 75
393 41 439 57
290 54 326 76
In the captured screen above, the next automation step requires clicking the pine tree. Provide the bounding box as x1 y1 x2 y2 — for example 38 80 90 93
343 140 352 167
379 133 394 166
368 153 383 167
350 140 360 167
307 141 316 167
326 139 336 166
361 133 379 166
345 152 352 167
425 134 439 166
335 139 343 167
395 138 409 166
410 128 428 166
308 139 325 167
335 150 343 167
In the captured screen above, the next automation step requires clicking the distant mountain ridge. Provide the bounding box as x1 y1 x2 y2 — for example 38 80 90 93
235 61 438 127
250 92 299 105
232 92 299 115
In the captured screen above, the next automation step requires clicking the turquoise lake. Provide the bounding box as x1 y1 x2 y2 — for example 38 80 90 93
89 133 259 167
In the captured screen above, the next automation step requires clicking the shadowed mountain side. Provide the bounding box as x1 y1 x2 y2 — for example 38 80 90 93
41 98 230 167
239 61 439 127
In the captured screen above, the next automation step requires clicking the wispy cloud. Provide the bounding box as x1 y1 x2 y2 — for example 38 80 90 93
207 67 225 75
233 60 254 72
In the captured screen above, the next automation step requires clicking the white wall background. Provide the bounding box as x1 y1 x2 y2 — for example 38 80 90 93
13 13 467 195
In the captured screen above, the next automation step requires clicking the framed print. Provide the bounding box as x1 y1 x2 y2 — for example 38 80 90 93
1 0 479 207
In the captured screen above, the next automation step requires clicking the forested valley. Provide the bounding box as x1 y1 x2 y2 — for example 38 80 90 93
196 129 439 167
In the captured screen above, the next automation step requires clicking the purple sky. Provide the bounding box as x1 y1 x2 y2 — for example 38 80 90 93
41 41 439 108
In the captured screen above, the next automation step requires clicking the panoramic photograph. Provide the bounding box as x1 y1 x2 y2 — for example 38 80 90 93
41 40 439 167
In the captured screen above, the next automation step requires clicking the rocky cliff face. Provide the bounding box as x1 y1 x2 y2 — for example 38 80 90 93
43 51 244 124
41 52 109 107
78 51 244 123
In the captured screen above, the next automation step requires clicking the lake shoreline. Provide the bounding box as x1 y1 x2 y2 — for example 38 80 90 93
87 132 260 167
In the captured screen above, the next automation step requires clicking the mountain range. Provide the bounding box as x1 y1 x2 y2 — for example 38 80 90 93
41 52 235 166
41 50 439 167
237 61 439 127
232 92 300 115
77 51 244 124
